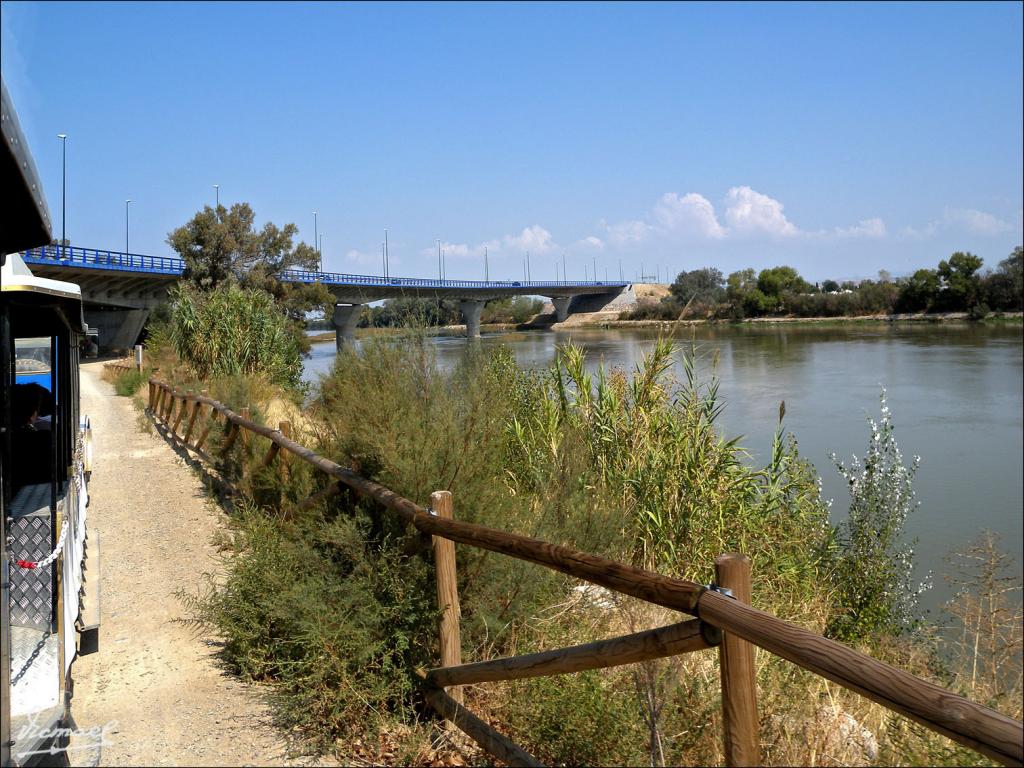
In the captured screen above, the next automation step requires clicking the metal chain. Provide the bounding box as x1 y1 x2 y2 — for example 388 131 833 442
6 430 86 569
13 517 68 570
11 626 53 685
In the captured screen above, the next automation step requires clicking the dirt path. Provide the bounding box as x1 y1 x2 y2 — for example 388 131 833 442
68 362 326 766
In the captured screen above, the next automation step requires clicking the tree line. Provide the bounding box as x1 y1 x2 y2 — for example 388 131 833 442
628 246 1023 321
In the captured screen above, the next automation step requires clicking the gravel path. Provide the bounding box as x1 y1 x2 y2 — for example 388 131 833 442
68 362 327 766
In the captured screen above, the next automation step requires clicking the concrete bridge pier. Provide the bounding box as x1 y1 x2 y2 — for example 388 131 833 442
552 296 572 323
85 308 150 355
332 303 364 351
459 300 484 338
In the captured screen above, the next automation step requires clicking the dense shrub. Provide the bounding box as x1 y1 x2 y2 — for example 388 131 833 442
180 334 1022 766
108 368 148 397
169 282 302 388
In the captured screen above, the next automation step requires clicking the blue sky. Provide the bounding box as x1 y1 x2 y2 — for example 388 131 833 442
2 1 1021 282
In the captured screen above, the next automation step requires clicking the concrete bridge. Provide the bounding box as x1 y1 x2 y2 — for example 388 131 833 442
21 245 633 351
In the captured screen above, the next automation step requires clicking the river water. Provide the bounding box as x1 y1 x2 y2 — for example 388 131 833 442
303 323 1023 616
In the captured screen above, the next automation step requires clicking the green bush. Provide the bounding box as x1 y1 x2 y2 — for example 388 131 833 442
169 282 302 388
828 390 926 640
113 368 148 397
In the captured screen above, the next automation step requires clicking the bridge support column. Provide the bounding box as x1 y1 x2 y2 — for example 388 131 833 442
552 296 572 323
459 300 484 338
84 308 150 355
332 304 364 351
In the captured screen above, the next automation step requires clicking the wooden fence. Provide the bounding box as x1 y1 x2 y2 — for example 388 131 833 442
145 378 1024 767
102 358 138 376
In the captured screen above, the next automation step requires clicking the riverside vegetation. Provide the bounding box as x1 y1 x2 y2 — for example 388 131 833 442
114 209 1021 765
128 328 1020 766
626 247 1023 322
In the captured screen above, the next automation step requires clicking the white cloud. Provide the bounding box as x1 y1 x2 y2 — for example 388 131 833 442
572 235 605 251
943 208 1012 235
900 207 1017 240
603 218 652 247
723 186 799 237
834 217 887 239
503 225 558 255
652 192 725 238
345 248 395 270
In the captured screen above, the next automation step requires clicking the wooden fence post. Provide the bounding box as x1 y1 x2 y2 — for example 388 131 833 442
194 392 215 452
239 407 252 481
715 553 760 767
278 421 292 481
171 389 189 436
431 490 463 705
183 395 202 444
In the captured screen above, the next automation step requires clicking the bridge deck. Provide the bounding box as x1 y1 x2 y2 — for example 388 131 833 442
22 245 627 298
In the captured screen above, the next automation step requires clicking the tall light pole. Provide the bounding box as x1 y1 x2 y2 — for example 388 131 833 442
57 134 67 252
214 184 219 207
125 199 131 255
593 256 597 283
384 229 389 278
484 245 489 282
562 252 567 284
526 251 531 282
313 212 318 261
619 258 623 281
437 239 442 280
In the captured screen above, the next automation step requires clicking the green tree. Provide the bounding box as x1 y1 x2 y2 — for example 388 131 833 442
895 268 940 313
936 251 984 311
726 268 771 317
757 265 813 298
984 246 1023 311
821 279 841 293
167 202 332 322
668 267 725 306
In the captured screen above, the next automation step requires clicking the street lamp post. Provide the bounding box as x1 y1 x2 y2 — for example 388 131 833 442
437 239 442 280
485 246 489 283
313 212 318 260
125 199 131 255
57 134 67 253
214 184 219 207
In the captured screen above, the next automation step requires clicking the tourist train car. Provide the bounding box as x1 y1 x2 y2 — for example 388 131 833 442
1 79 98 766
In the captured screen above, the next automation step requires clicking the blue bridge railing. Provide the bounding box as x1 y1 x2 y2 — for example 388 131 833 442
22 245 626 291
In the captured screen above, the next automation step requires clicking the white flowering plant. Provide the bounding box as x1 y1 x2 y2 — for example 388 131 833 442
827 389 929 640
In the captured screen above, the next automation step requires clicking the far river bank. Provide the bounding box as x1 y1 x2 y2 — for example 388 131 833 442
306 310 1022 343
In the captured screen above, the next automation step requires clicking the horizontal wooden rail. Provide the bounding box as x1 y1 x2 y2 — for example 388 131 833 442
697 589 1023 766
147 379 1024 767
420 680 541 767
428 618 715 688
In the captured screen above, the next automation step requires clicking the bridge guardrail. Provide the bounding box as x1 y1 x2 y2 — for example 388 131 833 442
142 379 1024 768
23 245 628 291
